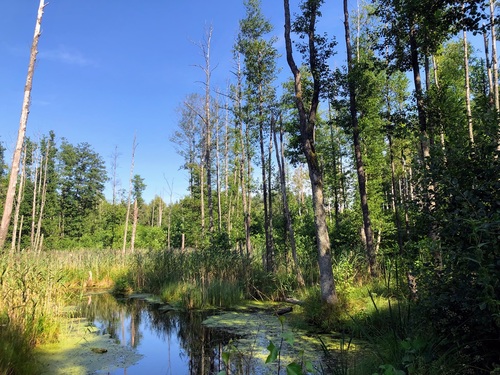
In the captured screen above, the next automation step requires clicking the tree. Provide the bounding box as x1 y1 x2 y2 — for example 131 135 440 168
0 0 46 251
237 0 279 272
130 174 146 252
283 0 338 304
122 135 137 255
58 141 107 239
343 0 378 277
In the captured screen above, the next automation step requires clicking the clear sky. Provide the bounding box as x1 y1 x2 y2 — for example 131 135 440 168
0 1 345 203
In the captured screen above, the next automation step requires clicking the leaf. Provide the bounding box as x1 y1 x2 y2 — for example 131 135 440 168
217 371 227 375
266 341 278 363
286 362 303 375
283 331 295 346
305 360 314 372
221 351 230 365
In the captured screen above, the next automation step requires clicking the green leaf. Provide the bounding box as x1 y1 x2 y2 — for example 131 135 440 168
283 331 295 346
266 341 278 363
305 360 314 372
286 362 303 375
221 351 230 365
217 371 227 375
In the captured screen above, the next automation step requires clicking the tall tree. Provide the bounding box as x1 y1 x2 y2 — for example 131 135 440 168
122 135 137 255
58 141 107 239
130 174 146 252
343 0 378 277
237 0 278 272
283 0 338 304
0 0 46 250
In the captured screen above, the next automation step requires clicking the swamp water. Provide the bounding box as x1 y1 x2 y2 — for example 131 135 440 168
37 293 348 374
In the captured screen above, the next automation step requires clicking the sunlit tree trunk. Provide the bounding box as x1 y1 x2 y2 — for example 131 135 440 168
10 146 27 254
0 0 46 251
274 115 304 287
283 0 337 304
34 138 51 253
122 135 137 257
130 198 138 253
344 0 378 277
30 149 39 249
490 0 499 113
483 29 494 104
463 29 474 145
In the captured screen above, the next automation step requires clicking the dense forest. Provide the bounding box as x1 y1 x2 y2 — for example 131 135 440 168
1 0 499 374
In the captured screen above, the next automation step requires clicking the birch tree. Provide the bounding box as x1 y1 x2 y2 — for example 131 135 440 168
0 0 46 251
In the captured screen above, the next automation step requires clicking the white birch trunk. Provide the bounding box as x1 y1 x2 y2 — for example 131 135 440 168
0 0 45 250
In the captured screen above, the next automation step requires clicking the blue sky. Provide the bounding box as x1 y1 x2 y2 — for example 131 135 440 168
0 1 345 203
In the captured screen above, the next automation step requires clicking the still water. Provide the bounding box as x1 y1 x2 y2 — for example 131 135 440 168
79 293 341 375
80 293 241 375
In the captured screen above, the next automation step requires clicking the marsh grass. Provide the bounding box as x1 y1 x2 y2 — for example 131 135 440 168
0 249 129 375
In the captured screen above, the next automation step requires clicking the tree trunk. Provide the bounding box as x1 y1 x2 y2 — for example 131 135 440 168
490 0 499 113
30 150 39 249
0 0 46 251
344 0 378 277
34 138 51 253
130 199 138 253
259 102 273 272
122 135 137 257
283 0 337 304
215 99 222 232
10 146 27 254
274 115 305 287
463 29 474 145
483 29 494 104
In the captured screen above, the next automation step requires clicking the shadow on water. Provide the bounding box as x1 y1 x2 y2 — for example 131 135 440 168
79 293 252 375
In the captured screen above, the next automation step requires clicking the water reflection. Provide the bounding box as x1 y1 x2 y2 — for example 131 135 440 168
79 293 243 375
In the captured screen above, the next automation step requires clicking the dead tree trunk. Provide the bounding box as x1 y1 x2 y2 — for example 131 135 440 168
274 115 305 287
130 198 138 253
122 135 137 257
0 0 46 251
10 146 27 254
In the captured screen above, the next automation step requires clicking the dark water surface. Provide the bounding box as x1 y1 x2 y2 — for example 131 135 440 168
80 293 240 375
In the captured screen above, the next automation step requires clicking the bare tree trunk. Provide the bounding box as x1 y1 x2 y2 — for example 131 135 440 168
284 0 337 304
0 0 46 251
483 29 494 103
463 30 474 145
35 138 51 253
122 135 137 257
234 53 252 256
344 0 378 277
10 146 27 254
165 179 174 249
432 56 447 156
274 115 305 287
110 146 120 248
490 0 499 113
198 26 214 234
130 199 138 253
259 100 273 272
30 149 40 249
215 99 222 232
267 113 275 272
158 197 163 227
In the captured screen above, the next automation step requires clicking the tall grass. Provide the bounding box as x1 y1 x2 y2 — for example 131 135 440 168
0 249 129 375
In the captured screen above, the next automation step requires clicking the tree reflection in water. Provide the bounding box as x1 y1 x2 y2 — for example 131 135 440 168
78 293 255 375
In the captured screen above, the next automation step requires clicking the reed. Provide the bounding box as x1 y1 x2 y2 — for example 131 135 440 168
0 249 129 375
